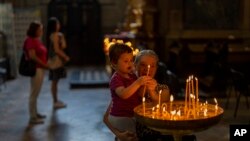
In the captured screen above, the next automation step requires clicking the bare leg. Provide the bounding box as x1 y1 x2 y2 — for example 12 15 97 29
51 80 59 103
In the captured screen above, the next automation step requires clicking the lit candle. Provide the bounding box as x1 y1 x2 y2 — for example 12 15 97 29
158 90 162 108
195 77 198 106
163 106 166 118
214 98 218 114
205 100 208 110
142 97 146 115
156 104 160 116
161 103 168 118
191 75 194 98
188 76 191 110
170 110 176 120
197 98 200 116
185 79 188 114
170 95 174 112
190 94 195 116
142 65 150 98
152 107 155 118
146 65 150 76
214 98 218 105
204 109 207 117
177 109 181 119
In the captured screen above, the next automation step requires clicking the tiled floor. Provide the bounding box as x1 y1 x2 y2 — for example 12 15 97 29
0 67 249 141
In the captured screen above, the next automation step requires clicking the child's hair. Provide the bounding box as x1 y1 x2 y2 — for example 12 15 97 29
108 43 133 64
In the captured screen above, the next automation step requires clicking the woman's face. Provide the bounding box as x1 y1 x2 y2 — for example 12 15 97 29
136 55 157 77
36 25 43 37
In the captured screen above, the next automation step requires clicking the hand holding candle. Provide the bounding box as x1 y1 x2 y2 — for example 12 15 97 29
142 65 150 98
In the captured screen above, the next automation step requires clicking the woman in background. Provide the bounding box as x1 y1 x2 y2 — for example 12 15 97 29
46 17 70 109
24 21 50 124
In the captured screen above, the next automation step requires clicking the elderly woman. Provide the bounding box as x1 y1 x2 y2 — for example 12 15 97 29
103 49 170 141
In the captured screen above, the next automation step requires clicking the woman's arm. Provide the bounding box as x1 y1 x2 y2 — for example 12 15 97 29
51 33 70 62
146 79 170 102
59 33 66 49
28 49 49 69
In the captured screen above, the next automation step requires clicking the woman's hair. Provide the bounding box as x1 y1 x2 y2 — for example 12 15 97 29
134 49 159 65
108 43 133 64
46 17 59 47
27 21 42 38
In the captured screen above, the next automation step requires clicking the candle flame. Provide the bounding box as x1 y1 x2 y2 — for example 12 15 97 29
159 90 162 94
147 65 150 69
177 110 181 116
190 94 194 99
142 97 145 102
170 95 174 102
204 109 208 117
171 110 176 115
214 98 218 104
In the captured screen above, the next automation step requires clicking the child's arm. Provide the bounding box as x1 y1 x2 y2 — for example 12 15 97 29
115 76 151 99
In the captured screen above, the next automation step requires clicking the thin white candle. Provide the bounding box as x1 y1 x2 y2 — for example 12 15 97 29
142 65 150 98
214 98 218 114
146 65 150 76
152 107 155 118
188 76 191 110
170 95 174 112
204 109 207 117
158 90 162 108
195 77 198 105
142 97 146 115
185 79 188 114
191 75 194 98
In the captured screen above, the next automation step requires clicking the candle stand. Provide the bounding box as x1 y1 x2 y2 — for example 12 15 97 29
134 101 224 141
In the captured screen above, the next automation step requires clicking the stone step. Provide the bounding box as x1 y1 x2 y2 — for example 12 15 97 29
69 67 110 88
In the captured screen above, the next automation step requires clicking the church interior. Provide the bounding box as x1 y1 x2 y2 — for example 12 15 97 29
0 0 250 141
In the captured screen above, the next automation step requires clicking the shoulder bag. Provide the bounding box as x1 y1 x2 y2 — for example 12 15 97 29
18 51 36 77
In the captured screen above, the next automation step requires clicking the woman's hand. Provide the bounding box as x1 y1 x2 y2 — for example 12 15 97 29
146 78 157 92
117 130 138 141
64 55 70 62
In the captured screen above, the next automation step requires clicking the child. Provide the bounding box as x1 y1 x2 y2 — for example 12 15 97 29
106 43 153 140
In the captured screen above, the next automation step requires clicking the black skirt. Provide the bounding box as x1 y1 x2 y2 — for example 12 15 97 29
49 67 66 80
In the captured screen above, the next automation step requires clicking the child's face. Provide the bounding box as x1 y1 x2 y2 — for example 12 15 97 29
116 52 134 74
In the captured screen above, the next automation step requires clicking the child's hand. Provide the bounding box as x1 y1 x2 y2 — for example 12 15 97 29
137 76 152 86
117 130 138 141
